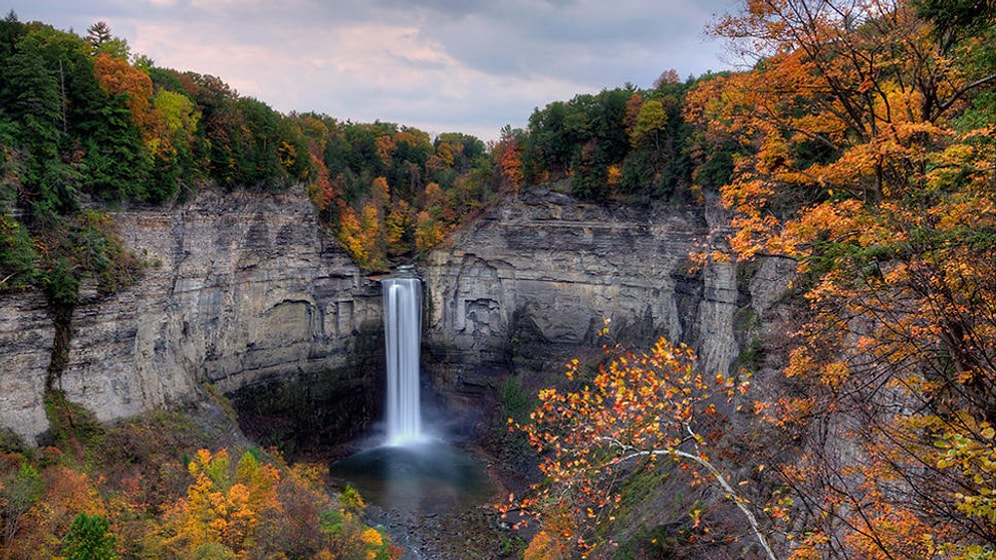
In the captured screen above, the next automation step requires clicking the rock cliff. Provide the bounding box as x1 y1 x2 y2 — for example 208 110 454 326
1 185 793 448
0 187 382 446
422 188 768 395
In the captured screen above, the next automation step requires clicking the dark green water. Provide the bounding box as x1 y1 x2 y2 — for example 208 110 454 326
328 441 495 515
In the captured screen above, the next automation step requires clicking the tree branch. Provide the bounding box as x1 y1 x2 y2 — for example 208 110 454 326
935 73 996 118
609 439 779 560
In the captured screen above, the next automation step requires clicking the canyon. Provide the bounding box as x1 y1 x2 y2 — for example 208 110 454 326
0 186 793 448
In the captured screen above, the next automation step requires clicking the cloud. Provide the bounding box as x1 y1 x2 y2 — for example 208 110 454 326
4 0 735 141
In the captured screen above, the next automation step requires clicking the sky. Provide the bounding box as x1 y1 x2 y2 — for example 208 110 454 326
3 0 737 143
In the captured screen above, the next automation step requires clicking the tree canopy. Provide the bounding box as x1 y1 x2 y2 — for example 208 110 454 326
0 13 502 298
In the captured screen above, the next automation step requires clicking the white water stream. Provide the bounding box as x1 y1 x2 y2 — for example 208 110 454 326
382 276 424 445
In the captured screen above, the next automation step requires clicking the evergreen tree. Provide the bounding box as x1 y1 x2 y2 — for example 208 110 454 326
62 512 118 560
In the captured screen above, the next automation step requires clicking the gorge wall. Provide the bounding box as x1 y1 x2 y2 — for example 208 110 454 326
0 186 794 447
421 186 795 440
0 187 383 446
424 189 751 390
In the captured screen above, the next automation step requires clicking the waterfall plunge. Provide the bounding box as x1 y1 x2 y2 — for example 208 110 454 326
382 276 424 446
328 273 495 519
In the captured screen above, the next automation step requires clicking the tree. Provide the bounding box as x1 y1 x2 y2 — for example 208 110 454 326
700 0 996 255
163 449 283 557
148 87 201 200
86 52 160 200
0 11 24 62
385 198 411 256
629 98 667 149
86 21 129 59
336 205 371 268
654 68 681 89
528 100 575 178
62 512 118 560
234 96 286 189
414 209 445 254
0 215 39 290
690 0 996 556
502 334 773 558
357 201 386 270
86 22 112 51
495 126 524 195
0 28 77 217
1 463 43 548
318 485 401 560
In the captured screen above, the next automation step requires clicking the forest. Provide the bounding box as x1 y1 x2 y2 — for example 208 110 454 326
2 0 995 558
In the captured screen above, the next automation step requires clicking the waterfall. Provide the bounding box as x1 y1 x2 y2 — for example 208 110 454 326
382 276 423 445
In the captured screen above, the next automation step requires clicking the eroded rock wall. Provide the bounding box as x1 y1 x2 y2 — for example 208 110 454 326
422 188 750 396
1 184 794 448
0 187 381 445
0 293 54 443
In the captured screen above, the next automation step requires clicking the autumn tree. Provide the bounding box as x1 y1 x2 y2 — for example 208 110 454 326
414 209 445 254
316 121 498 269
699 0 996 256
88 52 159 200
494 125 524 195
93 53 156 137
162 448 283 557
1 463 43 550
503 334 773 558
385 198 411 256
148 86 201 199
330 175 396 270
624 92 643 137
688 0 996 556
356 201 387 270
629 98 667 150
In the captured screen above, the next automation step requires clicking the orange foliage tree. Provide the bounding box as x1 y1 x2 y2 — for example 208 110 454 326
93 53 164 154
494 126 524 195
502 334 772 558
687 0 996 557
161 449 282 557
1 437 402 559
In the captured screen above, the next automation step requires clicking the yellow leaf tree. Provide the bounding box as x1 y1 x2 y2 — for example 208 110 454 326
502 335 772 558
162 449 282 557
687 0 996 556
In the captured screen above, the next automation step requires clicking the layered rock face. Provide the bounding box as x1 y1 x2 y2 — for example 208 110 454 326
1 185 794 448
422 188 757 397
0 187 382 446
0 293 54 444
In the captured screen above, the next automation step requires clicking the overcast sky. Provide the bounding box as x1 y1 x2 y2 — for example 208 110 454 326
3 0 737 142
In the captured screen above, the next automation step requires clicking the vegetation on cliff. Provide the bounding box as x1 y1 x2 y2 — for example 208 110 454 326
703 0 995 557
0 8 736 291
501 0 996 558
1 400 401 560
0 11 502 298
505 69 731 203
0 9 726 290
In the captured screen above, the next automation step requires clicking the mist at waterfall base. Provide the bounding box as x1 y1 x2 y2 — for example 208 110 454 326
329 275 494 516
